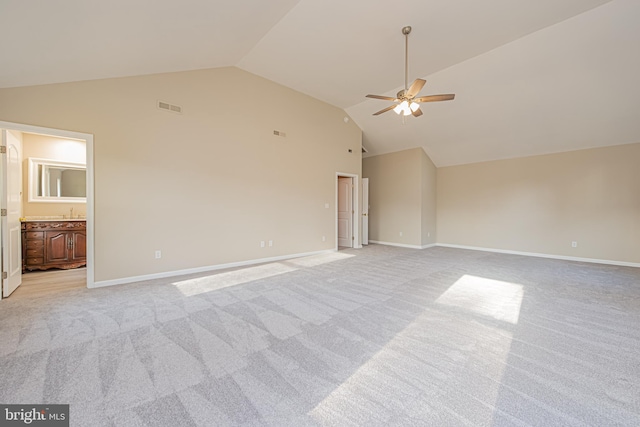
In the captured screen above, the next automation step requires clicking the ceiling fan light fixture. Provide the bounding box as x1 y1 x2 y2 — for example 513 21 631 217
410 102 419 112
395 100 411 115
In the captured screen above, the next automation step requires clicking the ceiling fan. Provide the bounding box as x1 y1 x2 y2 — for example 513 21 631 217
366 26 455 117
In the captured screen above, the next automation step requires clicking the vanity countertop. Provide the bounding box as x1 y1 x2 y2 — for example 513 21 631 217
21 217 86 222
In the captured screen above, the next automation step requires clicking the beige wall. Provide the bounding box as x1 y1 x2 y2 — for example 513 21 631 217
362 148 437 247
437 143 640 264
0 67 362 282
420 149 437 246
21 133 87 217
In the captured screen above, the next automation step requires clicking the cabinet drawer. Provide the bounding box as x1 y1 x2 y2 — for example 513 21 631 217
26 248 44 257
26 231 44 239
26 257 44 265
26 240 44 249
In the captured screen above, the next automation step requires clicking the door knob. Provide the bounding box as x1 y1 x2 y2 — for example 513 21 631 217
363 213 368 216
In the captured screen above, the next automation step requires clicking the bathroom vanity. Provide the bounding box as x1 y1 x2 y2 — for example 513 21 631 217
22 219 87 272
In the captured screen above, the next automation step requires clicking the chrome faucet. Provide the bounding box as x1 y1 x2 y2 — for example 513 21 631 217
70 207 74 219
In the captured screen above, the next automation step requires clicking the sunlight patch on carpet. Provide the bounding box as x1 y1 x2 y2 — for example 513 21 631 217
285 252 355 268
436 274 524 324
172 262 297 296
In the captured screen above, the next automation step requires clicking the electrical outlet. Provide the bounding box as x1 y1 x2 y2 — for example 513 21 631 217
322 236 326 242
399 231 403 237
571 241 578 248
155 250 161 259
268 240 273 247
260 241 265 248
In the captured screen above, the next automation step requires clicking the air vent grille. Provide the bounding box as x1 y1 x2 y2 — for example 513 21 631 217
157 101 183 114
273 130 287 137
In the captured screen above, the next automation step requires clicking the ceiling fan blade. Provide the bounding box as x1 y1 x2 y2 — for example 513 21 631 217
373 105 396 116
414 94 455 103
366 94 397 101
406 79 426 98
411 107 423 117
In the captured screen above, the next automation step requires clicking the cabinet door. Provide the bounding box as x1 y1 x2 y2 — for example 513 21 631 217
71 231 86 261
45 231 71 263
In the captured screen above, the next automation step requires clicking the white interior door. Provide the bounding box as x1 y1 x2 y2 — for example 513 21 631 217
337 177 353 247
362 178 369 245
2 129 22 298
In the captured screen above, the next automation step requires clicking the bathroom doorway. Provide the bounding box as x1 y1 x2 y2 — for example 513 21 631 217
0 121 94 298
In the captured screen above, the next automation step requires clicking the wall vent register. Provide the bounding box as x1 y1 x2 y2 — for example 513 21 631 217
157 101 182 114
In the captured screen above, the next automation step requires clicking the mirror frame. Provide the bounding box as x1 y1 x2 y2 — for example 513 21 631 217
28 157 87 203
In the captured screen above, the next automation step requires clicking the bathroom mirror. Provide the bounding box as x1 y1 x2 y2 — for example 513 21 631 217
28 158 86 203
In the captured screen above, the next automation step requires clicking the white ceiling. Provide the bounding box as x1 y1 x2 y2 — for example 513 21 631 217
2 0 638 166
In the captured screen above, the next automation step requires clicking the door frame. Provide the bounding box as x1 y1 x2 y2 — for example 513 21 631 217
335 172 361 250
362 177 369 245
0 121 95 289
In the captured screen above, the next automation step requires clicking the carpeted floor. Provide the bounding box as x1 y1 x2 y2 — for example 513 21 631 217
1 245 639 426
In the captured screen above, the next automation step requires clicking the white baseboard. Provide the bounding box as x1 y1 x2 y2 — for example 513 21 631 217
369 240 436 250
435 243 640 268
90 249 336 289
89 242 639 289
368 240 638 267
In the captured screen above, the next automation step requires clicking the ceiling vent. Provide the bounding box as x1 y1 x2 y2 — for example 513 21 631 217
273 130 287 137
157 101 182 114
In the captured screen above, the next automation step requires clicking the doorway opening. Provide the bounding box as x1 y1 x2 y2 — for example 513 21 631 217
0 121 94 299
336 172 360 250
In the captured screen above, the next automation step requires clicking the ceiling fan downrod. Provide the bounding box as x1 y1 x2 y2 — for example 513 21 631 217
402 26 411 93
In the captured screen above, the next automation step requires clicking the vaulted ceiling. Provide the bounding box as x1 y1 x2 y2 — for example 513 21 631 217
2 0 638 166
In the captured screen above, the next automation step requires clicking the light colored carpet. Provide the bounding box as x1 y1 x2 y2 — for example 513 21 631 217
0 245 639 426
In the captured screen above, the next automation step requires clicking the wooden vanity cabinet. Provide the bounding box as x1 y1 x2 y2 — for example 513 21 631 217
22 220 87 272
